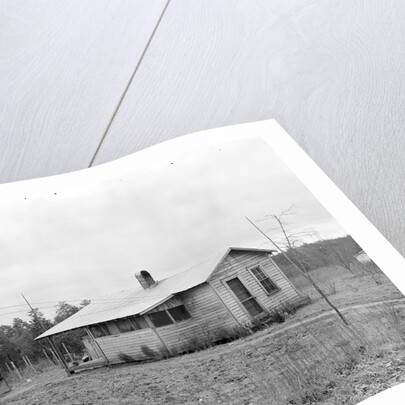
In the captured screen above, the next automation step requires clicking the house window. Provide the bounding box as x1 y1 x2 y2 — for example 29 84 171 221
149 305 192 327
250 266 279 294
116 319 136 333
113 316 151 334
131 316 149 329
90 323 110 338
226 277 263 317
168 305 191 322
149 310 174 327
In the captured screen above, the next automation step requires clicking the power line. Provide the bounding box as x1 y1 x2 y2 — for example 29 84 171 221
0 295 163 315
0 299 91 312
0 292 174 319
0 306 57 317
0 295 159 313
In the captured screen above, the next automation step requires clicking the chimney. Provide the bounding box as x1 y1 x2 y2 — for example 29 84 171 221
135 270 157 289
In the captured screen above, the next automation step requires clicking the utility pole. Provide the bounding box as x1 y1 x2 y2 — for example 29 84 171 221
21 293 72 375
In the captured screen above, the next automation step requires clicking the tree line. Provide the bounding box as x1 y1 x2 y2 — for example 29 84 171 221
0 300 89 375
271 235 362 278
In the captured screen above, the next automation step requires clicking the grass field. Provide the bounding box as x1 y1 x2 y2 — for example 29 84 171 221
2 264 405 405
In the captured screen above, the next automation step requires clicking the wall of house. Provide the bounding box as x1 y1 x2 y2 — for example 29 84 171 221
94 327 163 363
91 251 303 363
209 251 303 324
145 283 240 354
93 283 239 361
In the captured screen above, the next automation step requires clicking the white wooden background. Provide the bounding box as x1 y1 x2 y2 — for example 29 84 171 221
1 0 405 256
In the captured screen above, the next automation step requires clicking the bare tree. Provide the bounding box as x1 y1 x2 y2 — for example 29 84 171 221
246 216 349 325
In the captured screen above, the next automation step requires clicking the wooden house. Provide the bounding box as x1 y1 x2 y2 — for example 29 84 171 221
36 247 307 365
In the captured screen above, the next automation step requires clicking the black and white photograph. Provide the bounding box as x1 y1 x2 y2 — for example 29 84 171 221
1 126 405 405
2 2 405 404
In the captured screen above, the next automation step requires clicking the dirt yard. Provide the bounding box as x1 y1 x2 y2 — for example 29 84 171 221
2 265 405 405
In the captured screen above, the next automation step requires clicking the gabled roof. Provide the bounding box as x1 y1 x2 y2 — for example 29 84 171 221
36 247 275 339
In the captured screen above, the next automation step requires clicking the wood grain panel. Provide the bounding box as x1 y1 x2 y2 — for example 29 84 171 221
0 0 166 183
93 0 405 256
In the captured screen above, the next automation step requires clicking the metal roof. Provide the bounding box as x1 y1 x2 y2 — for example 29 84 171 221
36 247 275 339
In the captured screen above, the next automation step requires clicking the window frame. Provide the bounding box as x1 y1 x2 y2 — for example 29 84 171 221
248 264 280 296
89 323 110 338
148 304 193 328
114 316 151 333
129 316 150 330
167 305 192 322
148 310 174 327
115 318 137 334
222 275 265 319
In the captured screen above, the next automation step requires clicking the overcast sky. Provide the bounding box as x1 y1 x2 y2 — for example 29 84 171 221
0 137 347 325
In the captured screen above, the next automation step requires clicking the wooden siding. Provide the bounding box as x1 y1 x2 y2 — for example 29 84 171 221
209 251 302 324
82 336 103 360
147 283 239 353
93 283 239 361
95 328 163 363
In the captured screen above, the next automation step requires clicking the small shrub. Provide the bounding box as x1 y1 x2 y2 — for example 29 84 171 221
232 325 252 339
248 317 269 332
118 352 136 363
180 337 206 354
158 347 172 359
185 336 200 349
271 310 286 324
140 345 160 359
231 311 287 336
276 301 298 315
214 327 233 342
198 324 219 348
